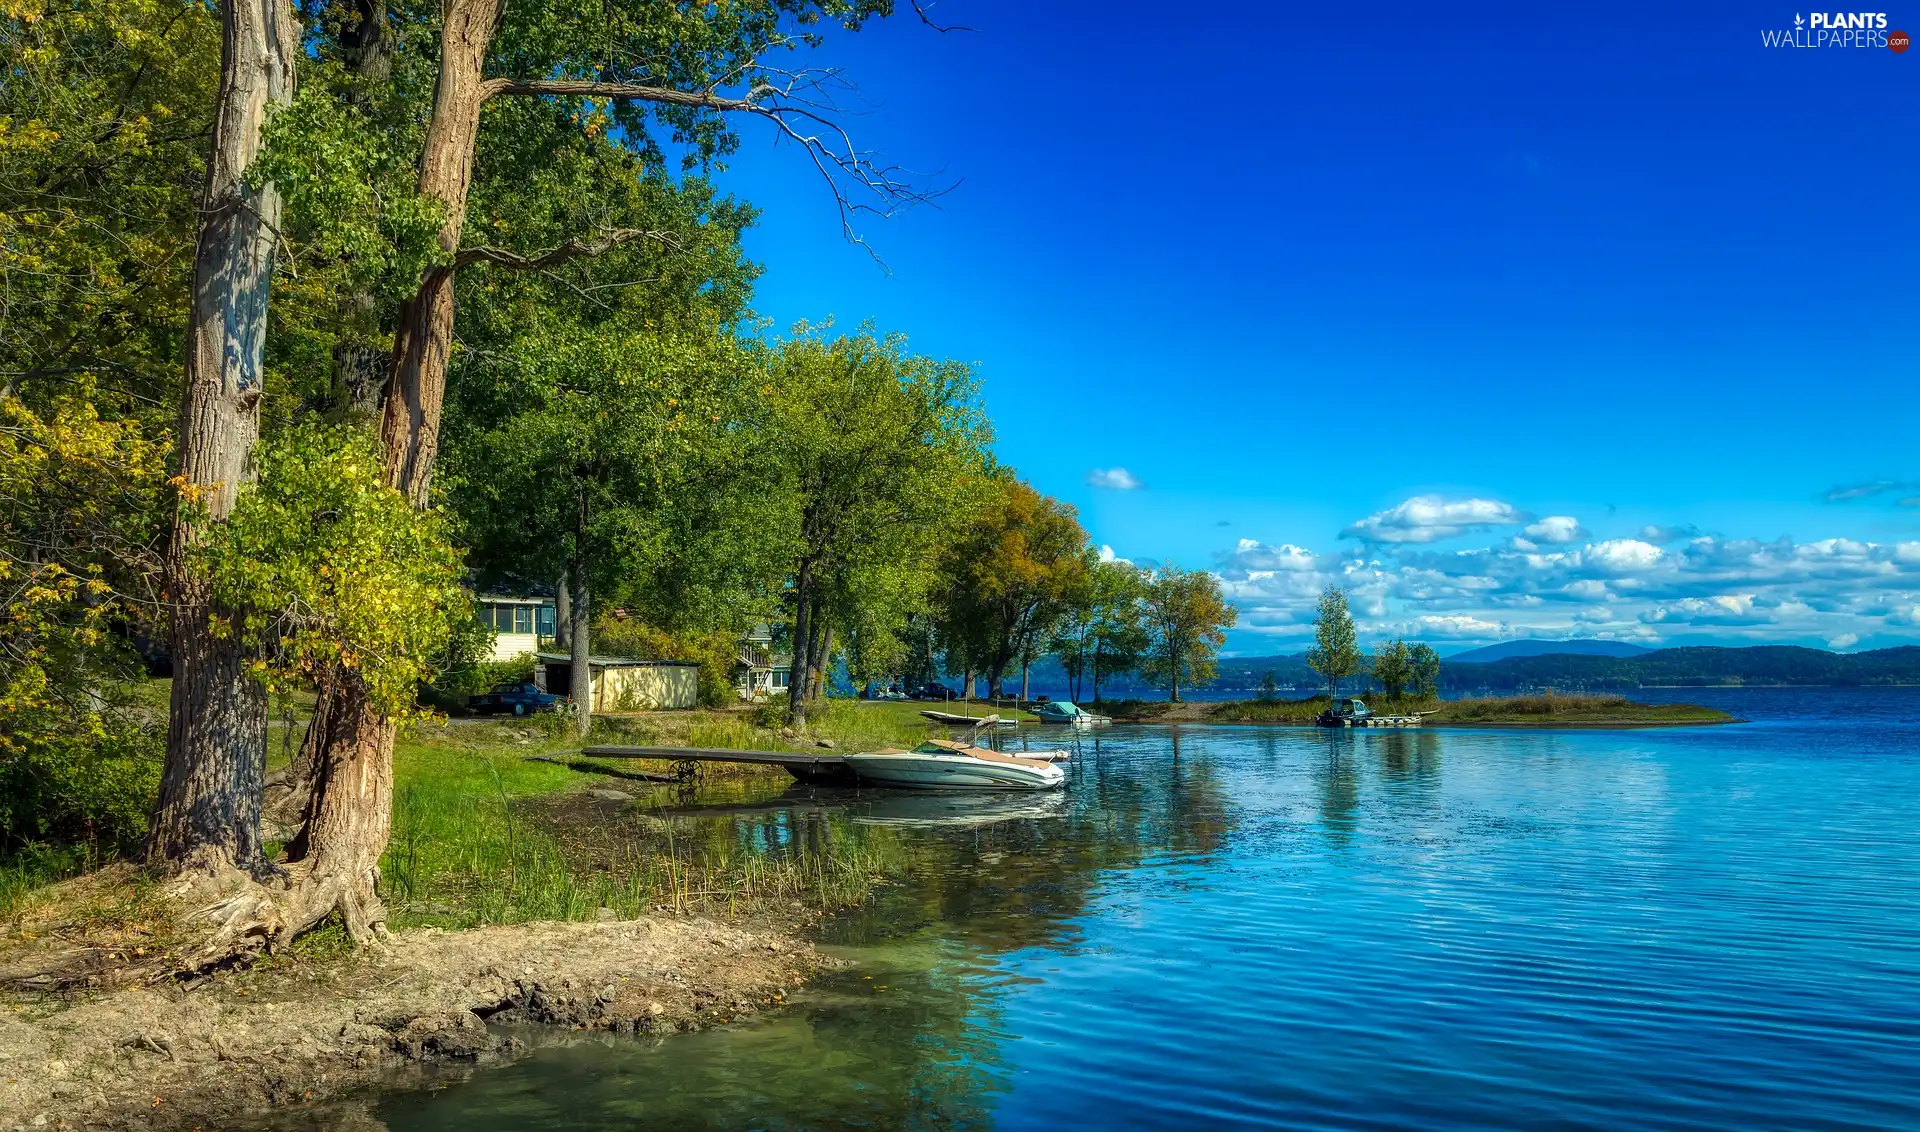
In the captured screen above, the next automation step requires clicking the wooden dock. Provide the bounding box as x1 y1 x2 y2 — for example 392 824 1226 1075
580 744 856 783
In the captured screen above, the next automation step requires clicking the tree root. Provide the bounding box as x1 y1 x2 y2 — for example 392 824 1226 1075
179 862 389 973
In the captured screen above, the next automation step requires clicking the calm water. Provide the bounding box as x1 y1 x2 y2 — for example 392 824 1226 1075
378 689 1920 1129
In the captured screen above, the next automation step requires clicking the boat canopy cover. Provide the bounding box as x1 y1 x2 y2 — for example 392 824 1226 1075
1047 701 1083 716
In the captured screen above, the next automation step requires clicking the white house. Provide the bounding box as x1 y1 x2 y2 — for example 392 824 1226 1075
475 593 556 661
733 624 792 700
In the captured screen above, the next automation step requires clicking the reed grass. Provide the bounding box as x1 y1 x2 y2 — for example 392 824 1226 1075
379 710 915 929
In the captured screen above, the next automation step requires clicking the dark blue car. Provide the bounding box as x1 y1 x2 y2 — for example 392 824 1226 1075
467 682 563 716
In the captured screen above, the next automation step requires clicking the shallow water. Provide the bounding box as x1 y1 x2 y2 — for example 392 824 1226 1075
375 689 1920 1129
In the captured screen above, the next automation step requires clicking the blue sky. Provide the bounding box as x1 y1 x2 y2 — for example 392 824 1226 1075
713 1 1917 655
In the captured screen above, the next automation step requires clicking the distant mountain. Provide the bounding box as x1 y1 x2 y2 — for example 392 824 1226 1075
1446 639 1653 664
1442 645 1920 690
1000 644 1920 700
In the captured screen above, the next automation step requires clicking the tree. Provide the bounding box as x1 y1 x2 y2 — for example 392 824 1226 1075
0 394 169 852
1372 637 1412 699
261 0 948 953
937 479 1091 700
1306 585 1361 700
1087 561 1149 702
1140 566 1236 703
765 327 991 727
148 0 297 877
449 322 757 734
1408 642 1442 699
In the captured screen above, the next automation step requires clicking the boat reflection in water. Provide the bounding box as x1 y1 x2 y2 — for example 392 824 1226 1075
852 790 1070 829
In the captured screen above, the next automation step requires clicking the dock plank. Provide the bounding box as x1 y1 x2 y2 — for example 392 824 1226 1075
578 745 858 783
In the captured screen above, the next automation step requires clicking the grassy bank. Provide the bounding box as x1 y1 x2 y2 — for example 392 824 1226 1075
371 698 976 929
3 695 958 931
1099 693 1733 726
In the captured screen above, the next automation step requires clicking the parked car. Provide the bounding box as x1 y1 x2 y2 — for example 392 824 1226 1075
911 683 959 701
468 682 563 716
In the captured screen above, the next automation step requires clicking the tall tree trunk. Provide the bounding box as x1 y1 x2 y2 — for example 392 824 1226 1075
264 0 386 841
380 0 503 505
961 668 973 702
233 0 502 958
1020 660 1030 703
786 563 813 726
569 541 592 736
809 624 833 702
148 0 297 876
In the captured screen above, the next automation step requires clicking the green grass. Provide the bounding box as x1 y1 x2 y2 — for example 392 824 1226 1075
377 701 932 929
0 843 111 919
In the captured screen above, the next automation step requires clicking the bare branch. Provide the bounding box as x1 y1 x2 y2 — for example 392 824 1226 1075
484 69 951 266
453 227 680 271
909 1 975 33
481 77 758 110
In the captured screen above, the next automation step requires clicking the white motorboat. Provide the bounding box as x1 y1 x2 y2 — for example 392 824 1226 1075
842 739 1066 790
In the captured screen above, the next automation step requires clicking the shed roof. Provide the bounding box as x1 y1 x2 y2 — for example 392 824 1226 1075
535 653 698 668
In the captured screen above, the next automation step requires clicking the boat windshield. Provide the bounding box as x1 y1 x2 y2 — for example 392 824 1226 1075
915 739 981 756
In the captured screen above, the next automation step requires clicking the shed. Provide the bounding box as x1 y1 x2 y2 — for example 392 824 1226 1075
537 653 699 711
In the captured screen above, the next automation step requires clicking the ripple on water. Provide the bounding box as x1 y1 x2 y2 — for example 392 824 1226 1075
347 691 1920 1132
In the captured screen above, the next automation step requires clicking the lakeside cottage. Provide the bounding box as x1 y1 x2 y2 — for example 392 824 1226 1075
733 623 793 700
475 592 556 661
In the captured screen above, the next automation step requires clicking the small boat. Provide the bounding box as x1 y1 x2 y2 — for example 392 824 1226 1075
1315 697 1425 728
1031 701 1110 727
842 739 1066 790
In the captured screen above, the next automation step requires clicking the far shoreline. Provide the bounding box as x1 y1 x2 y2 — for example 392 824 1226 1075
1070 693 1737 729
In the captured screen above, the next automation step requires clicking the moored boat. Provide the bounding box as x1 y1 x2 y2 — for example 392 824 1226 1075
842 739 1066 790
920 709 1017 727
1032 701 1110 727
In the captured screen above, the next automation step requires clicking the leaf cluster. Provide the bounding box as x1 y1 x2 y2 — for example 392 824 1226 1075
199 422 468 714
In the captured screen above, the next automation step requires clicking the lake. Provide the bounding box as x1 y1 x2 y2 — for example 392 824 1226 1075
358 689 1920 1130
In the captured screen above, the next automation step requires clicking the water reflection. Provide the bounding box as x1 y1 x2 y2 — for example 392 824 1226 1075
281 707 1920 1131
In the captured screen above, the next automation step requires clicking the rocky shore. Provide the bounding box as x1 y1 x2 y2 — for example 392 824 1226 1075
0 916 821 1131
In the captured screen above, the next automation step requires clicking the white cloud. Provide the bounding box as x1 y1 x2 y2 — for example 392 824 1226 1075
1086 467 1143 490
1522 516 1586 544
1582 539 1664 573
1828 634 1860 650
1408 614 1510 639
1217 538 1318 576
1341 495 1524 544
1097 544 1132 566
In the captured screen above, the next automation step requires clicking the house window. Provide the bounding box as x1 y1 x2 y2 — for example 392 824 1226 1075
771 670 789 689
536 605 555 636
514 605 533 634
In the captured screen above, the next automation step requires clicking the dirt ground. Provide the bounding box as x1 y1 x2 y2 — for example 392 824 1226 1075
0 914 822 1131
